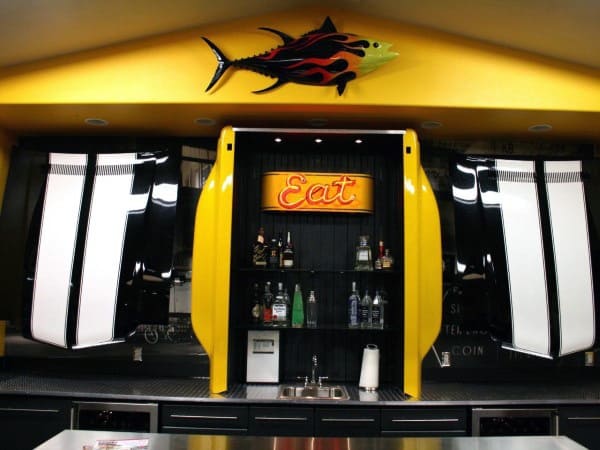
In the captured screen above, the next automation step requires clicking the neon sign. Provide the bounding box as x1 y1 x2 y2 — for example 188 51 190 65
261 172 373 213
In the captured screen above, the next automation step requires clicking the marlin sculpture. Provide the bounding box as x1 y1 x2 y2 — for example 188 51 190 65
202 17 397 95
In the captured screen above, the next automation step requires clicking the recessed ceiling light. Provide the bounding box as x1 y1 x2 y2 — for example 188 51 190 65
315 138 323 144
528 123 552 132
355 139 363 144
194 117 216 126
421 120 442 129
84 118 108 126
274 137 282 143
307 118 328 127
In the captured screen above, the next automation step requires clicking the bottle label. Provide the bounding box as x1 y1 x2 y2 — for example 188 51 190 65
263 307 272 323
357 249 369 261
283 259 294 268
272 304 287 321
251 304 261 321
371 306 381 325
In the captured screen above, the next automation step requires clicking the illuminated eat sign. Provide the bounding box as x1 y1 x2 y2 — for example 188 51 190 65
261 171 373 213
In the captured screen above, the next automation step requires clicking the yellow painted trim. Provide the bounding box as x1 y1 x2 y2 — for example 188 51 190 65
0 129 14 213
191 126 235 394
403 129 442 398
0 129 14 358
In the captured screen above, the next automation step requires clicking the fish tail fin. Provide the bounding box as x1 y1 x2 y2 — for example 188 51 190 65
202 37 231 92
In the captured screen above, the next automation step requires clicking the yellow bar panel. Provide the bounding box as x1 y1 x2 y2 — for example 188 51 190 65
0 129 14 356
261 171 373 213
403 129 442 398
191 126 235 394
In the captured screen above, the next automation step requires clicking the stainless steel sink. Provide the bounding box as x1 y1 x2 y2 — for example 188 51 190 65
277 384 350 400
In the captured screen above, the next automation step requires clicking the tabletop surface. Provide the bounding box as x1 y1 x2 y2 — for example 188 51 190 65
36 430 587 450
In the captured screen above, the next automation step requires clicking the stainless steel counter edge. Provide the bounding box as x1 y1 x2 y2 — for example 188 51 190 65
1 375 600 405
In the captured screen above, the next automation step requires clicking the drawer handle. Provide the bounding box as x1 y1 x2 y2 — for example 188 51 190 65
567 417 600 421
255 417 308 422
321 418 375 423
0 408 60 413
170 414 239 420
392 418 460 423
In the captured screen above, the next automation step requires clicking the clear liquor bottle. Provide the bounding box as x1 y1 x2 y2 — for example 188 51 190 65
262 282 273 325
306 290 318 328
359 289 372 328
348 281 359 328
282 231 295 268
371 290 383 329
272 282 288 327
354 235 373 271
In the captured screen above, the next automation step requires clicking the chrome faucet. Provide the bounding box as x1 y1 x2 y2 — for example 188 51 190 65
311 354 318 384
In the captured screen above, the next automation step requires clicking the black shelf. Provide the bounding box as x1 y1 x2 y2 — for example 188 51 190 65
239 268 401 275
238 324 400 332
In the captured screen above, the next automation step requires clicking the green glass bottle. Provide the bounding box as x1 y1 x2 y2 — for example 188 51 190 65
291 283 304 328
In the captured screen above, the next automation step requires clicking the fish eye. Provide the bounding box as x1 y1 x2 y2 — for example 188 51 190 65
373 42 380 48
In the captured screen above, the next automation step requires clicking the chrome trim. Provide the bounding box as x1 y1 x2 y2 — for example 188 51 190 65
0 407 60 413
321 418 375 422
391 418 459 423
255 416 308 421
170 414 239 420
232 127 406 135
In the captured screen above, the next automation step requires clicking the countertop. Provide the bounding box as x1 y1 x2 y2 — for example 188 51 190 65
36 430 587 450
2 371 600 405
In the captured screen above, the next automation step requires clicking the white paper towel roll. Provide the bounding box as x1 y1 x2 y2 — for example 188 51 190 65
359 344 380 391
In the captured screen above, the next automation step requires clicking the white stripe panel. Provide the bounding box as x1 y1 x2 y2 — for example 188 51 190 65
31 153 87 347
497 159 551 356
76 153 136 347
545 161 595 356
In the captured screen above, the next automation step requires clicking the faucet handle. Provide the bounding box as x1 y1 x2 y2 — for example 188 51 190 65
318 376 328 386
297 376 309 386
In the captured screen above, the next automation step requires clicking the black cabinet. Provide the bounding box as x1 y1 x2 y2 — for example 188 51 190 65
0 396 71 450
559 406 600 450
315 407 380 436
161 404 248 435
382 407 467 436
249 406 313 436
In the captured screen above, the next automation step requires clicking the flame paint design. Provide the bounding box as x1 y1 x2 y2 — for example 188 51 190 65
202 17 397 95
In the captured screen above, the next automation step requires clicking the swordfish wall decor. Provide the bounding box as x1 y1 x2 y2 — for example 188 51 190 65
202 16 398 95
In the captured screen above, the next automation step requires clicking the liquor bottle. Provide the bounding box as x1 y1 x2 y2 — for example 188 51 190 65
371 290 383 329
268 236 279 268
250 282 262 324
348 281 359 328
252 227 268 267
359 289 372 328
262 282 273 325
306 290 318 328
282 231 295 268
283 287 291 326
291 283 304 328
272 282 288 327
277 233 284 268
382 248 394 270
354 235 373 271
374 240 384 270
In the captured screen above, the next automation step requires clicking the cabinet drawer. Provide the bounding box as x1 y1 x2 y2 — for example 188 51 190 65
559 406 600 450
249 406 313 436
161 404 248 434
315 408 380 437
382 408 467 436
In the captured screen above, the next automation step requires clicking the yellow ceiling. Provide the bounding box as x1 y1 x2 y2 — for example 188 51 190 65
0 6 598 141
